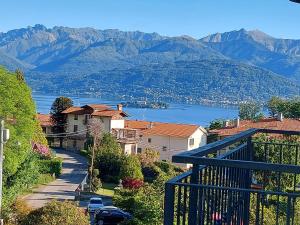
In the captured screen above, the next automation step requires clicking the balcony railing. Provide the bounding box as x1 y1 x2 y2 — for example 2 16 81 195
164 129 300 225
112 128 139 142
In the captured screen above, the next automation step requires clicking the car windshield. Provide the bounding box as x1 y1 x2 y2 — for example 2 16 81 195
90 199 102 204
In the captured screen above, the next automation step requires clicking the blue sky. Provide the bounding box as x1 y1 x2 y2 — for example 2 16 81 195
1 0 300 39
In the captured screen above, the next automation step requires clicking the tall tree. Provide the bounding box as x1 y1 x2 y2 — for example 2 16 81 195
50 97 73 147
239 102 263 120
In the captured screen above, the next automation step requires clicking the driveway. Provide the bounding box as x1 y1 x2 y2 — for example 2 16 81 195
24 149 88 208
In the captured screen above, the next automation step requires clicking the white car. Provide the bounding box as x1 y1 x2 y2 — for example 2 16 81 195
87 197 104 213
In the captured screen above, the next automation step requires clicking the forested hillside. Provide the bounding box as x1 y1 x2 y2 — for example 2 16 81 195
0 25 300 103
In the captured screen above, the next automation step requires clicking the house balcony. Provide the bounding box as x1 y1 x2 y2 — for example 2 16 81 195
164 129 300 225
112 128 139 143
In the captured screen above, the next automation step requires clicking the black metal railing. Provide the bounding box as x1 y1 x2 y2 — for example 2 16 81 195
164 129 300 225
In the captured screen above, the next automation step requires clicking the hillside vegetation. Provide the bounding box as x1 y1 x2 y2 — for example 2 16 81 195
0 25 300 103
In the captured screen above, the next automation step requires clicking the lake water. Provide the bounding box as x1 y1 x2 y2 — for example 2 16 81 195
33 94 238 127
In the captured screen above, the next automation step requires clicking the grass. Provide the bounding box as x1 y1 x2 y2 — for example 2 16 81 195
22 173 55 195
96 182 118 197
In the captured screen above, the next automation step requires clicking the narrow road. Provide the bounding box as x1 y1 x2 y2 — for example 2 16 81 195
24 149 88 208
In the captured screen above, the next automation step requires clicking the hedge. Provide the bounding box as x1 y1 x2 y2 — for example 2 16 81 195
38 158 63 177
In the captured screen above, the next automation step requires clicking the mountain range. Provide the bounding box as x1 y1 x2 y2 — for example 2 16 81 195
0 24 299 104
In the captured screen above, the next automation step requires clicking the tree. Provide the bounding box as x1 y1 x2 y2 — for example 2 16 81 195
238 102 263 120
22 200 89 225
87 118 104 191
15 69 25 82
267 96 300 118
120 155 143 180
114 185 163 225
0 67 48 212
94 133 123 183
209 119 225 130
50 97 73 147
137 148 159 167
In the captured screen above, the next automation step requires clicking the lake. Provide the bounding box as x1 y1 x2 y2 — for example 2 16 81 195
33 94 238 127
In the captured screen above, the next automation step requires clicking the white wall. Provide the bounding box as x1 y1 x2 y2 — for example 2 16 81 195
137 128 207 164
111 119 125 129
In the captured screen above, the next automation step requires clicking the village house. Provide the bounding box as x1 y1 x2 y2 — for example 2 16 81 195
60 104 138 154
209 115 300 139
125 120 207 164
37 113 53 135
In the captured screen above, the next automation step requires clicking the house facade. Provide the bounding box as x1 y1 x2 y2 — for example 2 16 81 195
125 120 207 165
61 104 138 153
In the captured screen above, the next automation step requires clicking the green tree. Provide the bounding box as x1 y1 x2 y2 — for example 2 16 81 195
0 67 47 211
120 155 143 180
209 119 225 130
267 96 286 117
239 102 263 120
50 97 73 147
114 185 163 225
22 200 89 225
94 133 123 183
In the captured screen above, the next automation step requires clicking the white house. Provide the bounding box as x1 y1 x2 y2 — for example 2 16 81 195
61 104 138 153
125 120 207 166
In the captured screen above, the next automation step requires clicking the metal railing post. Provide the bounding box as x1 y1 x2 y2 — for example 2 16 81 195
164 182 175 225
188 164 200 225
243 136 253 225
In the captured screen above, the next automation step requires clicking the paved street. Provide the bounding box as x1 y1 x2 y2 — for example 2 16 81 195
24 149 88 208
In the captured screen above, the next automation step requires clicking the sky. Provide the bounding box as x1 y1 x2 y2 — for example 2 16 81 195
1 0 300 39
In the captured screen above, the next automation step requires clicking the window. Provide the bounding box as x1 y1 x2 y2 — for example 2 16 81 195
148 138 152 143
137 148 142 153
42 127 46 133
74 125 78 132
189 138 195 146
162 146 167 151
74 114 78 120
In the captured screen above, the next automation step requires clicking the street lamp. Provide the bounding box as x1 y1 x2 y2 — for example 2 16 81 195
0 120 9 225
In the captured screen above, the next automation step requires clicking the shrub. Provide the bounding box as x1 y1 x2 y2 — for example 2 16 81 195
142 165 161 183
5 199 32 225
22 200 89 225
120 155 143 180
137 148 159 166
122 178 144 189
38 158 62 177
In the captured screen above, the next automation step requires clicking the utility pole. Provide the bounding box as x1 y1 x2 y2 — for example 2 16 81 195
0 119 9 225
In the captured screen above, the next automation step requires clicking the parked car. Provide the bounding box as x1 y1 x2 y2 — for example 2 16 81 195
95 206 132 225
87 197 104 213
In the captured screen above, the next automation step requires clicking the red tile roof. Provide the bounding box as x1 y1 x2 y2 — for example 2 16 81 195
37 114 53 126
125 120 201 138
61 104 127 118
91 110 128 117
210 118 300 137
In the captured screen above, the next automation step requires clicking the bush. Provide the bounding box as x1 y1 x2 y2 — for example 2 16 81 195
38 158 62 177
79 149 89 157
22 200 89 225
5 199 32 225
122 178 144 190
142 165 161 183
120 155 143 180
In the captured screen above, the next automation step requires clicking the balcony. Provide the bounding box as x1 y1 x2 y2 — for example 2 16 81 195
164 129 300 225
112 128 139 143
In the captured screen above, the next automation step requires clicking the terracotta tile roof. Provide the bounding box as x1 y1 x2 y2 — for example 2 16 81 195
125 120 201 138
125 120 162 130
61 106 85 114
36 114 53 126
91 110 128 117
210 118 300 137
85 104 111 111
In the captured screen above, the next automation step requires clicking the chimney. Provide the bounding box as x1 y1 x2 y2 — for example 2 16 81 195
117 104 123 111
277 113 284 122
149 122 154 129
236 117 240 127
